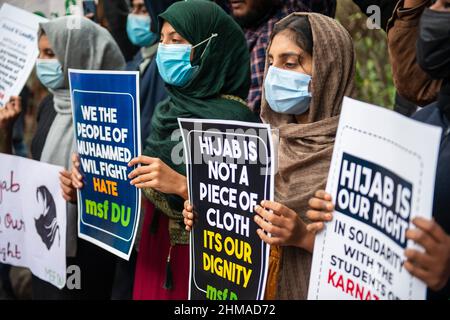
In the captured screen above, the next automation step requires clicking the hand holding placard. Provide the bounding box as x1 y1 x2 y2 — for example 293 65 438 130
127 156 188 200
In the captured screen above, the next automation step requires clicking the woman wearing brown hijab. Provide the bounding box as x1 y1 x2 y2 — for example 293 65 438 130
184 12 356 299
254 12 356 300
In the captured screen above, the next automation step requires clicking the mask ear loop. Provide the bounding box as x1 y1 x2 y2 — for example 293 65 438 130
192 33 218 59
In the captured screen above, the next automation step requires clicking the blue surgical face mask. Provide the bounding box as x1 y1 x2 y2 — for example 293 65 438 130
127 14 157 47
156 33 218 87
36 58 65 89
264 66 312 115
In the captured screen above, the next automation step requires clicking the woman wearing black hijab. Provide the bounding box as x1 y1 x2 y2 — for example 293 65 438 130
109 0 179 300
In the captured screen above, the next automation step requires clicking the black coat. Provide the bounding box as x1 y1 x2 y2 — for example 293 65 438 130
412 82 450 300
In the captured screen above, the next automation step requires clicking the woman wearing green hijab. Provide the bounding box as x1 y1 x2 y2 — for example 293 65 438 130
128 0 259 299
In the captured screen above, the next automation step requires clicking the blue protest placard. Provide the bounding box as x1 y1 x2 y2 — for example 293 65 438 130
69 69 141 260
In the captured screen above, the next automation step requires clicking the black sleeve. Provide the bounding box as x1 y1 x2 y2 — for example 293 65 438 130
31 94 57 161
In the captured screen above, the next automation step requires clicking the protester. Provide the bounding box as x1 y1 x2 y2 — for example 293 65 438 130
111 0 172 300
409 0 450 299
305 0 450 300
2 15 124 299
125 0 258 299
126 0 156 70
227 0 337 114
30 16 124 299
103 0 140 61
184 12 356 300
70 0 177 300
135 0 174 140
352 0 445 115
0 89 32 301
347 1 439 116
387 0 442 113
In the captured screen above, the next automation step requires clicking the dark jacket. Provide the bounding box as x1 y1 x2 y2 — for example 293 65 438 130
31 94 57 161
412 82 450 300
136 58 168 142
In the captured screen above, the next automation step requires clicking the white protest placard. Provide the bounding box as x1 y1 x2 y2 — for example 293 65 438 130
0 153 66 289
0 3 47 108
5 0 83 18
308 97 442 300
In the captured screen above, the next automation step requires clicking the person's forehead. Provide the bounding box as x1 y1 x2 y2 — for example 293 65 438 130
269 33 302 54
38 34 50 45
162 22 177 32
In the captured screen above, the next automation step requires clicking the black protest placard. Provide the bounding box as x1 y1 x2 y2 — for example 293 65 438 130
179 119 274 300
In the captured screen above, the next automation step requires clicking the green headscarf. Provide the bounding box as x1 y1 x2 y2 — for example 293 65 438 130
143 0 259 175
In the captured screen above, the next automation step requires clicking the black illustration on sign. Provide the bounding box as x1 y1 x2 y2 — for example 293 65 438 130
34 186 60 250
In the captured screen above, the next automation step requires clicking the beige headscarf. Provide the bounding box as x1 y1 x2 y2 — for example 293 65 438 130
261 13 356 300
